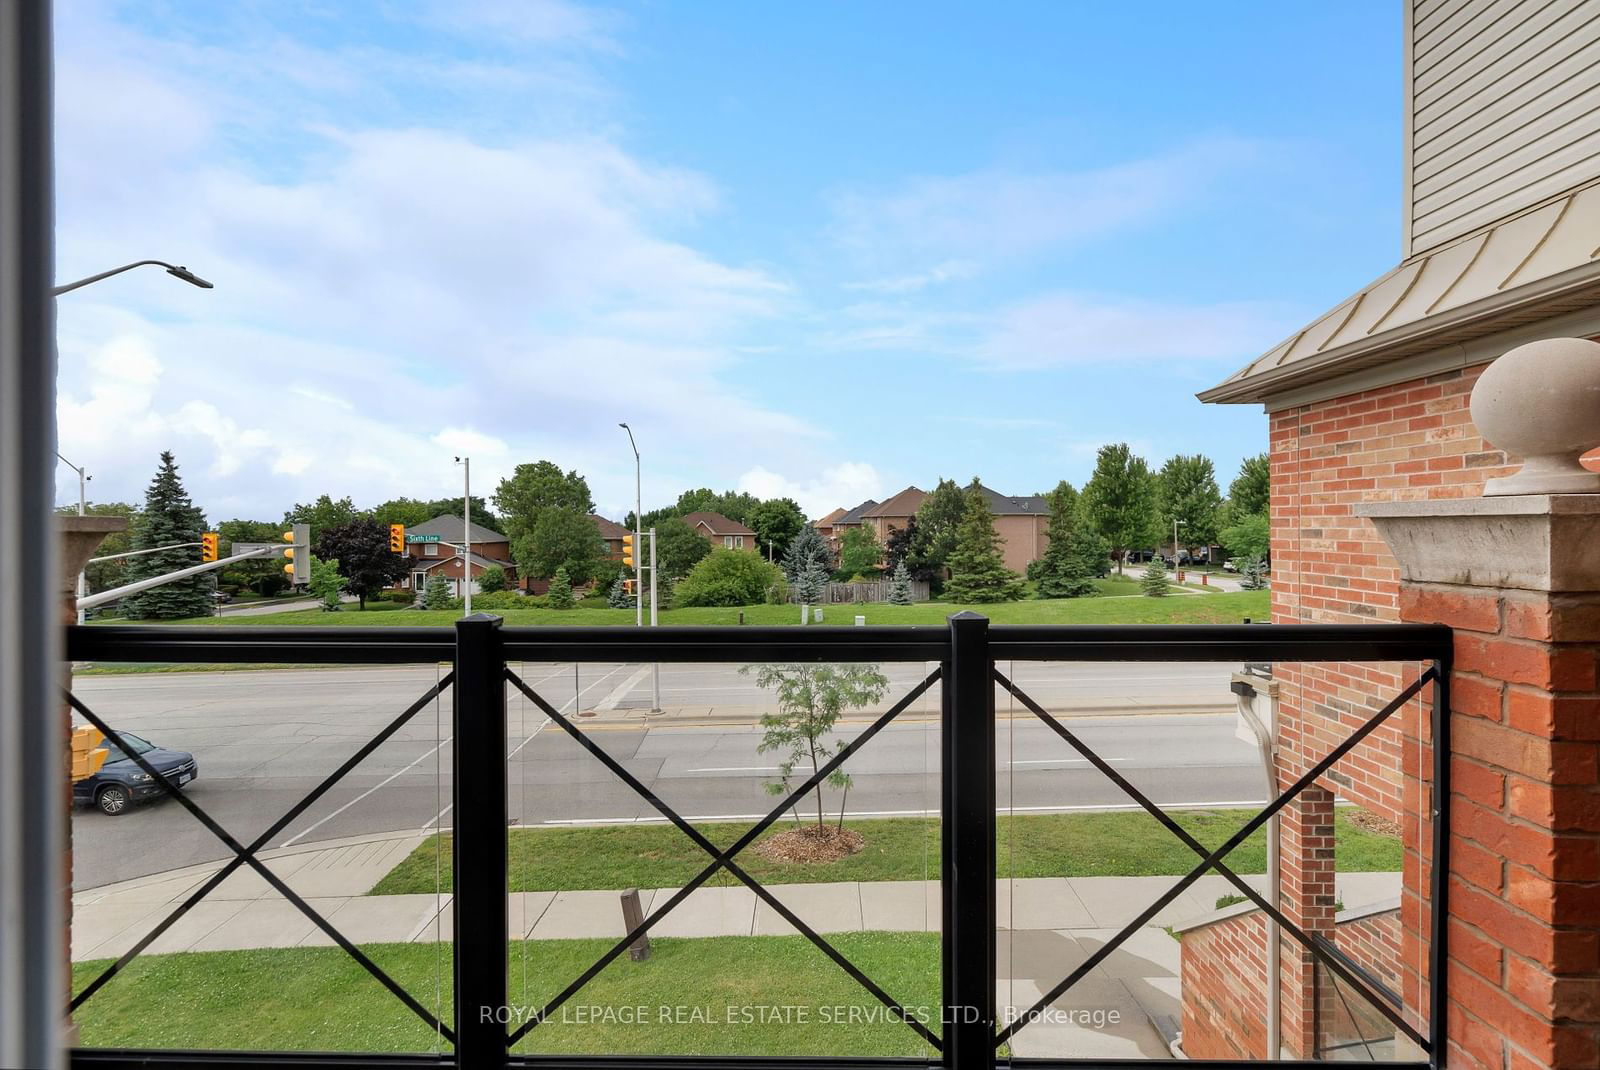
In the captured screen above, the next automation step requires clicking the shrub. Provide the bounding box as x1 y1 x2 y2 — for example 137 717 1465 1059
764 578 789 605
675 549 784 607
422 574 451 610
476 565 508 593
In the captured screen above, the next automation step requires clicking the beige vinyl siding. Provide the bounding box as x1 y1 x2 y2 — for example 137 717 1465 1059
1407 0 1600 254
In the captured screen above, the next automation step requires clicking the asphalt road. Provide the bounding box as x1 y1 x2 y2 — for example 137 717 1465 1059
69 662 1264 889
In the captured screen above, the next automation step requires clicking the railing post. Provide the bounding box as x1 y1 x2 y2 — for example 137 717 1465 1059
454 613 507 1067
943 611 994 1069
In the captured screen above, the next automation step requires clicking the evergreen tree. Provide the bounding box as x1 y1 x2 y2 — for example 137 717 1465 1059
943 490 1026 603
1240 556 1269 590
422 575 451 609
793 556 829 604
546 565 575 609
1141 556 1171 597
607 576 634 608
906 478 966 581
1039 524 1103 599
887 561 914 605
1032 480 1086 598
782 524 832 585
121 451 212 620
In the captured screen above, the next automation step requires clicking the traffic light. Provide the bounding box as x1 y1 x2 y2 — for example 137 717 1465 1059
200 532 219 563
282 523 310 585
621 534 635 568
622 578 635 597
70 725 108 783
389 524 406 553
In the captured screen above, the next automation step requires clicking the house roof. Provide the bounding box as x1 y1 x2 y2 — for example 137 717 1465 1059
833 500 879 526
414 550 509 573
409 514 508 544
813 507 847 529
681 511 756 536
1200 180 1600 407
863 486 926 519
590 514 630 540
971 483 1049 515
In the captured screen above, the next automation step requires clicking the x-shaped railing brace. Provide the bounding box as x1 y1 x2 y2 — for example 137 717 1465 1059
992 668 1435 1051
66 677 458 1043
504 666 945 1051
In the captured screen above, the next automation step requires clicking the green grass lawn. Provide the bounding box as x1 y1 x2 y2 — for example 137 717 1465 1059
140 590 1269 629
73 934 943 1056
372 809 1399 896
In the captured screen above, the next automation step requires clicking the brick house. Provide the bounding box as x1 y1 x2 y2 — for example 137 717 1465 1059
591 513 630 560
1182 1 1600 1060
861 487 925 546
680 511 758 551
394 515 513 599
967 483 1051 574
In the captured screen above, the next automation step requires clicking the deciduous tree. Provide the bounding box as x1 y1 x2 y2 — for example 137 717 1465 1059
907 478 966 582
1081 444 1159 574
1228 453 1271 517
282 494 362 534
313 517 413 609
654 515 711 579
750 497 806 561
1156 454 1223 559
837 525 883 578
308 555 346 611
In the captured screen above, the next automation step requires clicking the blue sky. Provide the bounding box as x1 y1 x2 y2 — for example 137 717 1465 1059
53 0 1401 521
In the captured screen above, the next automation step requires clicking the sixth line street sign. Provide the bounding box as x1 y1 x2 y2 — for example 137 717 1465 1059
406 534 441 544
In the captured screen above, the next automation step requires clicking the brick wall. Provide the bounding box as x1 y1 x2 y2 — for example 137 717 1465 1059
1334 907 1403 992
1178 909 1270 1060
1395 582 1600 1070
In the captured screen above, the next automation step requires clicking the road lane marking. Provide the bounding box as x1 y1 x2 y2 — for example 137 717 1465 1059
597 666 652 711
281 734 454 847
685 765 779 773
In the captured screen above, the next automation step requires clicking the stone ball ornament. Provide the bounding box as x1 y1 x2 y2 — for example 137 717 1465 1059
1470 336 1600 495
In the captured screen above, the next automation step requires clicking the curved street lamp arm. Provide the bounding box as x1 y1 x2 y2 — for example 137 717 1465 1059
52 260 213 296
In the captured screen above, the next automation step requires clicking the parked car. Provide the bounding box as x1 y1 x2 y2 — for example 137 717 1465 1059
73 730 197 815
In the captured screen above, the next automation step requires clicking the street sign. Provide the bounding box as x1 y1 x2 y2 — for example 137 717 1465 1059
406 534 441 544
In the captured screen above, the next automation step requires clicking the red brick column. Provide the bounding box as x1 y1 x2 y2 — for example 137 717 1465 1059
1364 496 1600 1070
1277 786 1337 1057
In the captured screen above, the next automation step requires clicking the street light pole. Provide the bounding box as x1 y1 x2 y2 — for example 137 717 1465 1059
619 423 642 629
455 456 471 617
57 452 89 622
52 260 213 297
1173 517 1185 574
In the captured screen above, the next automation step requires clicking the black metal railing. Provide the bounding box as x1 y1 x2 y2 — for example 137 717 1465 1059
65 614 1450 1070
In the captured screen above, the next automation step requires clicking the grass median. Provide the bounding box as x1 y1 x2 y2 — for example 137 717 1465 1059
73 933 943 1056
372 809 1400 896
149 589 1269 629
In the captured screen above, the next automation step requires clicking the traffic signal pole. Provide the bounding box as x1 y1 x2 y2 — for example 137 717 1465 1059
650 526 660 711
76 546 276 611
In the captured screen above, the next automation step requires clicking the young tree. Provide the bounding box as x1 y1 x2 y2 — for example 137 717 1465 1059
121 451 212 620
1156 454 1223 560
750 498 805 561
1140 556 1171 597
1081 443 1159 574
1038 526 1103 599
1219 512 1271 563
907 478 967 581
1240 556 1269 590
837 525 883 578
743 663 889 832
654 515 711 579
607 576 634 609
887 561 914 605
308 555 346 610
546 565 575 609
943 489 1026 603
422 574 451 610
282 494 362 533
781 523 832 585
312 517 412 609
477 565 508 593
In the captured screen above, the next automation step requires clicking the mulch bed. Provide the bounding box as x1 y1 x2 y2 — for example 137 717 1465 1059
1347 808 1402 838
752 824 865 864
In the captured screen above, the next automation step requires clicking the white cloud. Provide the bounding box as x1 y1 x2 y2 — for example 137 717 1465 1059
736 463 885 519
828 138 1260 273
432 428 511 458
843 260 978 294
977 292 1297 370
